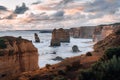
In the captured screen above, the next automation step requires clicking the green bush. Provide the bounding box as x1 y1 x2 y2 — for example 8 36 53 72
115 30 120 35
102 47 120 60
53 75 66 80
0 39 7 49
79 56 120 80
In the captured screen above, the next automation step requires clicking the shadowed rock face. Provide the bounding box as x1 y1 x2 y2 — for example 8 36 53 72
70 26 95 38
50 28 70 46
0 36 39 80
34 33 40 43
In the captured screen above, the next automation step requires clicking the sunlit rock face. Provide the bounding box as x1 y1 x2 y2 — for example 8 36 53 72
0 36 39 80
93 23 120 42
50 28 70 46
70 26 95 38
94 28 120 55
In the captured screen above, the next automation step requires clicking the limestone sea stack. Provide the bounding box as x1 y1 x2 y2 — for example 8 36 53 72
0 36 39 80
51 29 61 46
34 33 40 43
50 28 70 46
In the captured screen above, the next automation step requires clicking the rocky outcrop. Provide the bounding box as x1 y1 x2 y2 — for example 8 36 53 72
70 26 95 38
94 29 120 55
93 26 103 42
93 23 120 42
50 28 70 46
34 33 40 43
0 36 39 80
72 45 80 52
51 29 61 46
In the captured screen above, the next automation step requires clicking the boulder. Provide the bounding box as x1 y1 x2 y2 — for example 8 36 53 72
52 56 64 61
72 45 80 52
34 33 40 43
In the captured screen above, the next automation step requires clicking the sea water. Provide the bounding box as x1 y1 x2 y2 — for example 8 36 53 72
0 30 93 68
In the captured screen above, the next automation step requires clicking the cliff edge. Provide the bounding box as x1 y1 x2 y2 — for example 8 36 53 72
0 36 39 80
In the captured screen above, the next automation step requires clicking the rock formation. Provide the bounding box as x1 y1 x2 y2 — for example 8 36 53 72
50 28 70 46
0 36 39 80
72 45 80 52
51 29 61 46
93 23 120 42
70 26 95 38
34 33 40 43
94 28 120 55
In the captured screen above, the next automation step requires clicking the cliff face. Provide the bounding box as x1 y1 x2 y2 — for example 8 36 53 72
70 26 95 38
93 23 120 42
51 28 70 46
94 29 120 55
0 36 39 80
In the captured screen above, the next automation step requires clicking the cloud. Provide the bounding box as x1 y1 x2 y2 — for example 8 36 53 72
0 5 7 11
14 3 29 14
52 10 64 17
84 0 120 14
32 1 41 5
0 0 120 30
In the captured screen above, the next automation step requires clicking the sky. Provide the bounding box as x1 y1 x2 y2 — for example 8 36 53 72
0 0 120 30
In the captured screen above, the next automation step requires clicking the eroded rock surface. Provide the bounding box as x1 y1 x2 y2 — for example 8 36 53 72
0 36 39 80
50 28 70 46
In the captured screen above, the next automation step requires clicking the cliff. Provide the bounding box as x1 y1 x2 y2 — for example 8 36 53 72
14 23 120 80
51 28 70 46
93 23 120 42
70 26 95 38
0 36 39 80
94 29 120 55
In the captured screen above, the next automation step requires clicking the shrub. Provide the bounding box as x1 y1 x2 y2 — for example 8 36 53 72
0 39 7 49
86 52 92 56
102 47 120 60
79 56 120 80
58 70 66 75
115 30 120 35
53 75 66 80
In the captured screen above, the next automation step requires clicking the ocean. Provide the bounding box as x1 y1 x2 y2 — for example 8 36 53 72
0 30 94 68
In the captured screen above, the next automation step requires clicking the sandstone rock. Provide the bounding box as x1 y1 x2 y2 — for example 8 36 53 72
0 36 39 80
72 45 80 52
94 29 120 55
70 26 95 38
34 33 40 43
50 28 70 46
93 23 120 42
50 29 60 46
57 28 70 42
